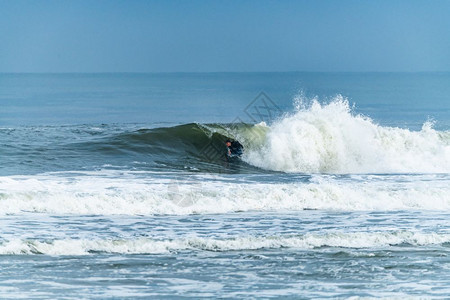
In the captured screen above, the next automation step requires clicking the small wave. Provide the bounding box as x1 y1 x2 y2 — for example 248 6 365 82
1 231 448 255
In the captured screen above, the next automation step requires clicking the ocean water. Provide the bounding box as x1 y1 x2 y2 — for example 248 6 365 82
1 72 450 298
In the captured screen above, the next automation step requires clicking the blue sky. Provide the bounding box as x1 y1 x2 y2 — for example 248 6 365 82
1 0 449 72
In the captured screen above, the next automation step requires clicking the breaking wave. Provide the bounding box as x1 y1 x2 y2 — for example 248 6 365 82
74 96 450 174
2 96 449 175
1 231 449 255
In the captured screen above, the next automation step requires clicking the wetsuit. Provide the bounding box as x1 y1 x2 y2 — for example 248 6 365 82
227 141 244 157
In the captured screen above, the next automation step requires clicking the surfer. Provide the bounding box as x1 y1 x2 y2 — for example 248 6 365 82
225 139 243 158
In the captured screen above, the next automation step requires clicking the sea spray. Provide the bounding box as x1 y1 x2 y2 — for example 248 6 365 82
244 96 450 173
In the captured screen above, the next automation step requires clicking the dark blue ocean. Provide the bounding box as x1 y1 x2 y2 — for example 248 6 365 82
1 73 450 298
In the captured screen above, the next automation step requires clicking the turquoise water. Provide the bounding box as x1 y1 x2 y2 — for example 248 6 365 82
1 73 450 298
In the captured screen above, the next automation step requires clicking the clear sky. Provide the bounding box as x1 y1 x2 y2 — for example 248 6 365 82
1 0 449 72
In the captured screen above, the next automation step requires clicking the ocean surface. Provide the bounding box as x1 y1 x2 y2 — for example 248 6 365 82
1 72 450 298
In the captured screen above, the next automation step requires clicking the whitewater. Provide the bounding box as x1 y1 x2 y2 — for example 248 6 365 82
1 172 450 215
244 97 450 173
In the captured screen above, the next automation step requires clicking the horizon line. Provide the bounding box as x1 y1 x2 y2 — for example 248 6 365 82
1 71 450 75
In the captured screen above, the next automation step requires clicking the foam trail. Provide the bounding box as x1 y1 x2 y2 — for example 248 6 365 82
1 231 449 255
243 96 450 173
1 172 450 215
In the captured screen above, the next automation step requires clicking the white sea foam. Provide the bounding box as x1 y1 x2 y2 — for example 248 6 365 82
1 172 449 215
1 231 448 255
242 96 450 173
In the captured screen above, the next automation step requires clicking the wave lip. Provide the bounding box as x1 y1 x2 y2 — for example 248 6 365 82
1 231 448 255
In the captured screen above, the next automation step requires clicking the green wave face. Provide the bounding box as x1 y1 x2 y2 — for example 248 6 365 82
81 122 270 174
